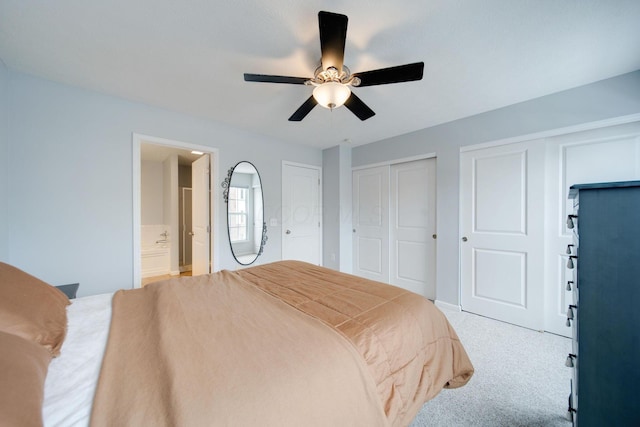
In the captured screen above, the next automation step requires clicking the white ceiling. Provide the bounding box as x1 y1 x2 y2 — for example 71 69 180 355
1 0 639 149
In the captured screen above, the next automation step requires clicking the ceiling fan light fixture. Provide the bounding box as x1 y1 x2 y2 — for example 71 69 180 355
244 11 424 121
312 81 351 110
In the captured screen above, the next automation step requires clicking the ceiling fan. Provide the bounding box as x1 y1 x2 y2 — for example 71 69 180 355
244 11 424 122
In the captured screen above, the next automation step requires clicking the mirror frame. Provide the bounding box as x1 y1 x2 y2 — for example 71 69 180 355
222 161 267 265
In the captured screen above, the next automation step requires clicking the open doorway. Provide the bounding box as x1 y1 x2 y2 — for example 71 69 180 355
132 134 218 288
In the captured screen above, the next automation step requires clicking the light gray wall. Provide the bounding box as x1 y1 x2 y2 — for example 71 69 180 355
322 147 339 270
352 70 640 306
338 144 352 274
322 144 352 272
5 71 321 296
0 60 8 261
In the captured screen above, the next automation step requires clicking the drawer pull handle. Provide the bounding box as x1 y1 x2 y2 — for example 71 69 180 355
567 215 577 229
566 280 573 291
566 304 577 326
565 353 576 367
566 244 574 255
567 256 577 269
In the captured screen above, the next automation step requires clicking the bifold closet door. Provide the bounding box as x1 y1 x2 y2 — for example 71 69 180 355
353 159 436 299
390 159 436 299
352 166 390 283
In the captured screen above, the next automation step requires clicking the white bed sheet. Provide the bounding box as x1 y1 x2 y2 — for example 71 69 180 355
43 293 113 427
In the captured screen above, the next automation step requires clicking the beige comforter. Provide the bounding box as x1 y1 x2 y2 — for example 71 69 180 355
91 261 473 426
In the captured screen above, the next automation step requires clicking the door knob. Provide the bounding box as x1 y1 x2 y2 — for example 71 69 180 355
432 234 437 239
188 231 194 236
286 229 291 235
462 237 468 242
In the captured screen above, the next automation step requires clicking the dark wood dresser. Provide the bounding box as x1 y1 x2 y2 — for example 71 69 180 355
566 181 640 426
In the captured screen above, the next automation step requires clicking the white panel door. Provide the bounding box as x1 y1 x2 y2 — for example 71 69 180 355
544 121 640 336
390 159 437 298
191 154 210 275
460 141 545 330
353 166 389 283
282 163 321 264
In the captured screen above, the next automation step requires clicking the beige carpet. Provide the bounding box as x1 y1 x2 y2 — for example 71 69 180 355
410 309 572 427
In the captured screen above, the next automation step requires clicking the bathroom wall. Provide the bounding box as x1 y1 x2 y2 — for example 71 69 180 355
141 160 164 225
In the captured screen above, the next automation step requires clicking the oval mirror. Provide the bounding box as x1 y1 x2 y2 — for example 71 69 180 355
222 161 267 265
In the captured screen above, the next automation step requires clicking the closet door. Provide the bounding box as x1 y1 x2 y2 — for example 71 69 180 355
282 163 322 265
460 141 545 330
352 166 389 283
390 159 437 299
353 159 437 298
544 121 640 336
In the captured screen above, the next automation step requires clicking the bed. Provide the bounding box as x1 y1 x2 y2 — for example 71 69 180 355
1 260 473 427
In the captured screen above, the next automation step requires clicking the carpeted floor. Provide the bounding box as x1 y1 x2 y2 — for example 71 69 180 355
410 309 573 427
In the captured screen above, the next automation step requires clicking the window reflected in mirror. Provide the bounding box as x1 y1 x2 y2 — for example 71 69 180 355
228 187 248 242
222 162 267 265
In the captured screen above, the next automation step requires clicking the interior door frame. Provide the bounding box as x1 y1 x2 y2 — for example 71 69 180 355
132 133 219 288
281 161 322 264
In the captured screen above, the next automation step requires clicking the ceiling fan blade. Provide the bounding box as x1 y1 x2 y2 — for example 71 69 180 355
318 11 348 72
288 96 318 121
353 62 424 87
344 92 375 121
244 73 309 84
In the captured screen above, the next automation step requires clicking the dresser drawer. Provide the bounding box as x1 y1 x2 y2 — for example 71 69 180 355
567 181 640 426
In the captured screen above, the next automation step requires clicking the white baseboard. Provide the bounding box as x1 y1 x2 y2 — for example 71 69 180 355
170 270 181 276
435 300 462 312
